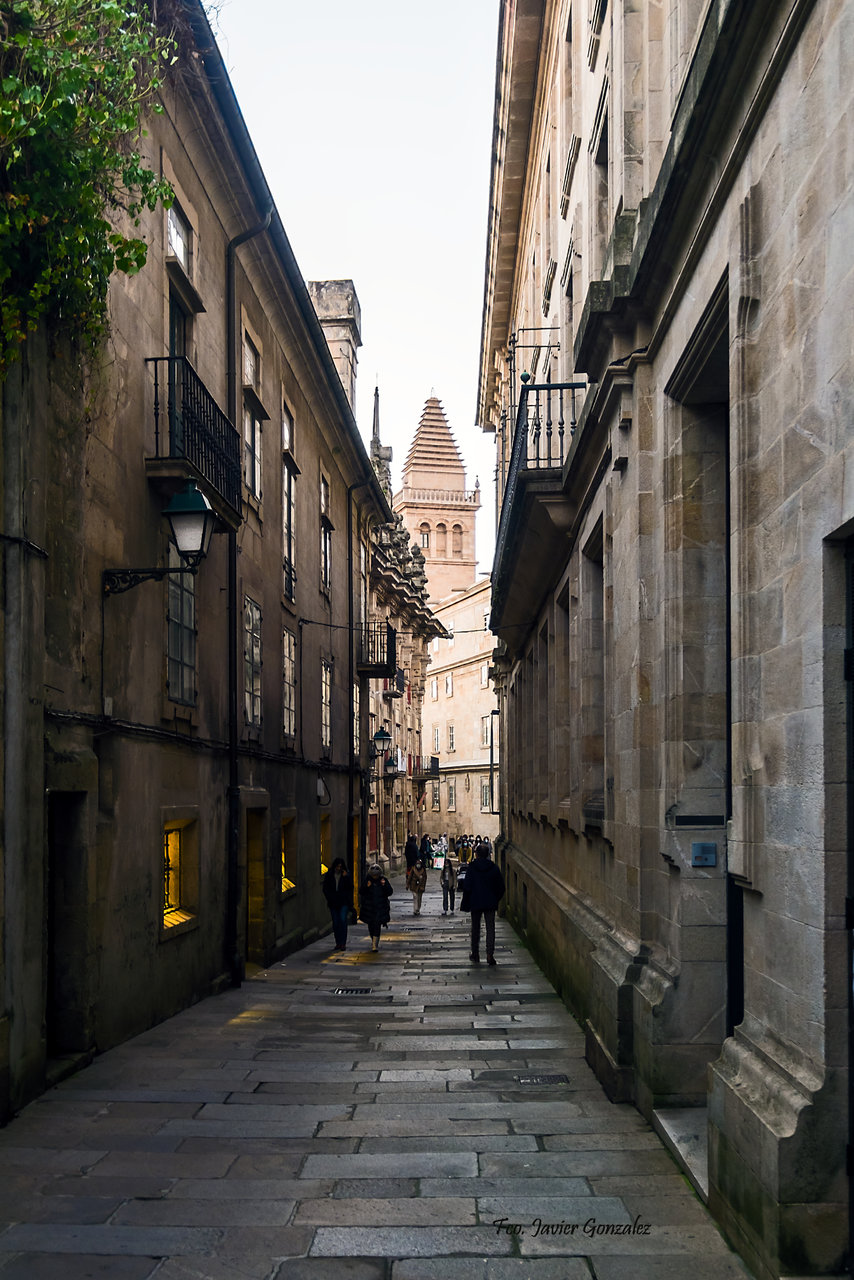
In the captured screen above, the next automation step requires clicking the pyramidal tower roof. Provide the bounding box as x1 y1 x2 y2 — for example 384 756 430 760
401 397 466 492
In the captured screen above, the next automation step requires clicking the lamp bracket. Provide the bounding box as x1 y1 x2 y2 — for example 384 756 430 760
103 565 198 596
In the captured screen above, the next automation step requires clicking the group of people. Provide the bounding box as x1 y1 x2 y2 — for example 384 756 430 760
323 832 505 965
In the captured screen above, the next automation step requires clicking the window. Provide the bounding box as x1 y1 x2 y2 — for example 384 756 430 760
167 204 190 271
281 816 296 893
162 816 198 930
447 622 455 646
448 780 457 811
243 332 259 389
281 398 294 453
283 458 297 598
481 779 491 811
452 524 463 557
432 781 440 809
481 662 490 687
243 596 262 727
353 680 360 756
430 677 438 700
244 402 262 497
167 544 195 705
320 475 333 593
436 523 447 554
321 659 333 755
420 522 430 549
433 725 440 754
283 628 296 738
448 723 455 751
481 715 490 747
445 672 454 697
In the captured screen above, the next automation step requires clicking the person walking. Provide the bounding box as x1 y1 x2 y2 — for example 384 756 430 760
458 833 472 864
440 851 458 915
419 832 433 868
404 832 419 871
322 857 353 951
462 843 505 965
406 859 427 915
359 864 393 952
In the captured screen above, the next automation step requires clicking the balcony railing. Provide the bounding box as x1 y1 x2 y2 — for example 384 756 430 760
492 380 586 623
412 755 440 780
518 382 584 469
357 622 397 679
147 356 242 518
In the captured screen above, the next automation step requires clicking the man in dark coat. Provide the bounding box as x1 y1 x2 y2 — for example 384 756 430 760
464 844 505 966
404 832 419 870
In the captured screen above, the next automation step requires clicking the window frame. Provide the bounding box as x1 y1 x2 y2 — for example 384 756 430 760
243 596 263 729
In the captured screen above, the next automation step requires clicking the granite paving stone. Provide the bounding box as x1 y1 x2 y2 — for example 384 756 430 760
0 873 755 1276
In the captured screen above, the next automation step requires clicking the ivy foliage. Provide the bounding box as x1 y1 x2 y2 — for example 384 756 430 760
0 0 176 374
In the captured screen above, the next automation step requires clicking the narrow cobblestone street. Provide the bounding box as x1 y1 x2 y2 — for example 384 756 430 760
0 874 754 1279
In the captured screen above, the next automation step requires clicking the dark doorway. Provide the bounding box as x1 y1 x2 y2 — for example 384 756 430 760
46 792 90 1057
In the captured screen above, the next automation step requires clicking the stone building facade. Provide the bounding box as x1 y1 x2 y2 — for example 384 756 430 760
478 1 853 1276
425 577 500 845
0 2 412 1119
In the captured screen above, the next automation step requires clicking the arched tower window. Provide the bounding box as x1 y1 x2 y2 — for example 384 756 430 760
436 523 447 554
420 522 431 550
452 524 463 557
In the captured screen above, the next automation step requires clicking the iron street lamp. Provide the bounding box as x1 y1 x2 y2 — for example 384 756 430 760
103 482 217 594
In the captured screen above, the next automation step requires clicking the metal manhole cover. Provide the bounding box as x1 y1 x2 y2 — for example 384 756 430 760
332 987 373 996
515 1073 569 1085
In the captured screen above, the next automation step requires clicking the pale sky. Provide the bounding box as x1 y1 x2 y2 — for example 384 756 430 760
210 0 500 571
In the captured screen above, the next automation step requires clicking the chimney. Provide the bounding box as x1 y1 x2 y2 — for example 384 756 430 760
307 280 362 411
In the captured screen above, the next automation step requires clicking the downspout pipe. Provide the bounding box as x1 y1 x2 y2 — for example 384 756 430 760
225 204 272 988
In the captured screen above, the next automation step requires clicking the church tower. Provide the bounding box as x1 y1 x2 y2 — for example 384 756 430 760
393 397 480 604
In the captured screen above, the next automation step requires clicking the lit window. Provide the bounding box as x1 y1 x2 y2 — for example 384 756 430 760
167 544 195 706
283 628 296 738
243 597 262 727
167 204 190 271
321 659 333 755
162 818 197 929
448 723 455 751
281 816 296 893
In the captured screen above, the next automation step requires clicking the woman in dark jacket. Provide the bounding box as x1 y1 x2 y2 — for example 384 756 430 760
322 857 353 951
359 864 393 952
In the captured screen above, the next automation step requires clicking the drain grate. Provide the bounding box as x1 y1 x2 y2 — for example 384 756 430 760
332 987 373 996
515 1073 569 1085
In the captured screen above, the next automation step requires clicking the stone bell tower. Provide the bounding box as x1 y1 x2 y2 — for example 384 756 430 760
393 396 480 604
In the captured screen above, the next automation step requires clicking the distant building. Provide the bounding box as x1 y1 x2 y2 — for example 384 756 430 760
395 398 498 846
478 1 854 1276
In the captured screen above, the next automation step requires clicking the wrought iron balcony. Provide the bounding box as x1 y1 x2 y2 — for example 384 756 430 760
357 622 397 679
146 356 242 522
492 380 586 648
412 755 440 781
